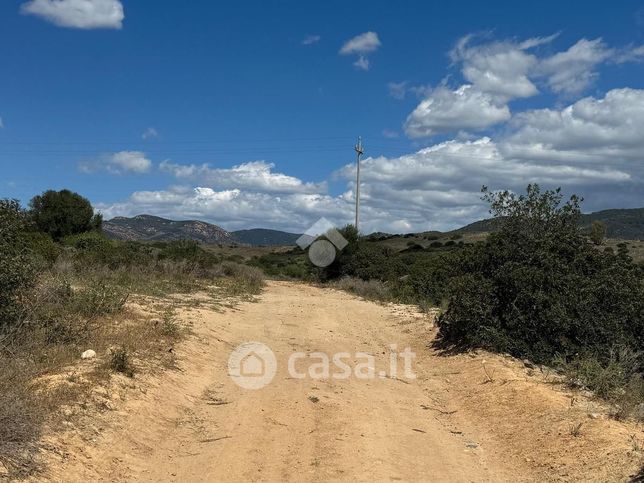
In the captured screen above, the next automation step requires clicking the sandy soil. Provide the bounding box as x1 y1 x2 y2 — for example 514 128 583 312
37 281 643 482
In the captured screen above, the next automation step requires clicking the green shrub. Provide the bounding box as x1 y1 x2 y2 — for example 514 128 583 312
0 200 36 327
109 347 134 377
401 251 459 305
333 243 400 281
556 350 643 421
73 280 129 318
25 231 60 267
437 185 644 369
64 231 112 251
159 307 180 337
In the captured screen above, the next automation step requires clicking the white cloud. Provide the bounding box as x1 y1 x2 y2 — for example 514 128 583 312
353 56 370 71
450 35 552 101
388 81 408 100
159 160 327 194
108 151 152 173
97 187 353 233
302 35 321 45
536 38 613 96
402 34 557 138
339 32 381 55
404 85 511 138
402 33 644 138
334 136 630 230
340 32 381 71
388 81 431 100
99 123 642 232
613 45 644 63
503 88 644 171
80 151 152 174
21 0 124 29
141 127 158 140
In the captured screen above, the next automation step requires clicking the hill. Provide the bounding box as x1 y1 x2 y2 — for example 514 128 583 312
103 215 235 244
103 215 300 246
231 228 300 246
579 208 644 239
454 208 644 240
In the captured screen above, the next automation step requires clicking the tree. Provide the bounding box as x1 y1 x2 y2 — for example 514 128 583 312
29 190 102 241
590 220 607 245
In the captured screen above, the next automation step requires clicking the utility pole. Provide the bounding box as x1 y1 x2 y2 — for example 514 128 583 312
354 136 364 232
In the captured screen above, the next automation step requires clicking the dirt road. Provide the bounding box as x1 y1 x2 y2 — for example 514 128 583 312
42 282 643 482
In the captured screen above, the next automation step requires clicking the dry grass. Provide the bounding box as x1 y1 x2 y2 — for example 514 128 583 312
0 260 264 478
330 276 393 302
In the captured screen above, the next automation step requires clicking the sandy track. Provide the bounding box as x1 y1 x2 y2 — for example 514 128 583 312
41 282 642 482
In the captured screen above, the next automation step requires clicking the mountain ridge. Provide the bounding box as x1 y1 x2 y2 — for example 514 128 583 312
455 207 644 239
103 215 301 246
103 207 644 247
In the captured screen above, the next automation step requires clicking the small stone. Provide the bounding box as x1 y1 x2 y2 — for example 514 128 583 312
308 395 320 403
588 413 600 420
81 349 96 360
62 408 74 417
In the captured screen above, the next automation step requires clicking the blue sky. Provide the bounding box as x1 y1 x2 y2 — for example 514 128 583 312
2 0 644 233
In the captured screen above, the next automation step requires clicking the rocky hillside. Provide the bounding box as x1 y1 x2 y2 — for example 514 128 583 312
103 215 300 246
103 215 236 244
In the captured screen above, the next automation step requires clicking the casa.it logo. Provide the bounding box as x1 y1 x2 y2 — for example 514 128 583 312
296 218 348 267
227 342 277 390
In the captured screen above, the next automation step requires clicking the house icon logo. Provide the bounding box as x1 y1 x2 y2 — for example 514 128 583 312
228 342 277 390
296 217 349 268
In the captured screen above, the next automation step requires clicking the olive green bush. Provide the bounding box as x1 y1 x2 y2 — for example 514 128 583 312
437 185 644 369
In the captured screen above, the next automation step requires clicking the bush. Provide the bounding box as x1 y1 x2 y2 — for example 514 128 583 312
109 347 134 377
29 190 102 241
332 277 392 302
217 262 265 296
25 231 60 268
437 185 644 370
64 231 112 251
401 251 460 305
73 280 129 318
325 238 400 282
0 200 36 327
